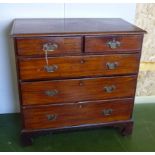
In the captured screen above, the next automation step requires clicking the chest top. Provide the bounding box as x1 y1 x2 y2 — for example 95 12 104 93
10 18 146 37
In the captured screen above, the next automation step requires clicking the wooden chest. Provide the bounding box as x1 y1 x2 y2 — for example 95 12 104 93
10 18 146 145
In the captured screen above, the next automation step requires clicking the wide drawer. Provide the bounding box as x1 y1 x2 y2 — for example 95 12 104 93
19 54 140 80
23 98 133 130
85 35 142 53
21 76 137 105
16 36 82 56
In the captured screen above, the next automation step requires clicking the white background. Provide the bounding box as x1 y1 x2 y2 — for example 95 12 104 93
0 3 136 114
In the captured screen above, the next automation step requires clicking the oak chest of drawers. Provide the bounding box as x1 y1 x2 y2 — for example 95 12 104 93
11 18 146 145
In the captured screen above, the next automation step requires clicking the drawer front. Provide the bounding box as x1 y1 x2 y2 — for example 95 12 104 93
19 54 139 80
23 98 133 130
16 37 82 56
85 35 142 53
21 76 137 105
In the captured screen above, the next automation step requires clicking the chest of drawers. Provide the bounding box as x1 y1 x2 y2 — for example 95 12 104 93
10 18 146 145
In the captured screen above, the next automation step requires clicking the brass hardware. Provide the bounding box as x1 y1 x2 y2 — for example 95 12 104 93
47 114 57 121
45 90 59 96
104 85 116 93
44 65 58 72
43 43 58 52
102 109 113 116
106 62 118 70
80 59 85 64
107 38 120 49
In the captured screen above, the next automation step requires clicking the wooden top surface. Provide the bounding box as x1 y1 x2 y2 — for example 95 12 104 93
11 18 146 37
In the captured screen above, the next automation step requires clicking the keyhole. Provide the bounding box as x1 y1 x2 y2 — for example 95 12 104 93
80 59 85 64
79 81 84 86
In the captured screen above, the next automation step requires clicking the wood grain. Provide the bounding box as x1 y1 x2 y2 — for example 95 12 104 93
10 18 146 37
16 36 82 56
21 76 137 105
23 98 133 130
85 35 143 53
19 54 140 80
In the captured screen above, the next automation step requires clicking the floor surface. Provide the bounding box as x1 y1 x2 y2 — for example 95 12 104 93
0 103 155 151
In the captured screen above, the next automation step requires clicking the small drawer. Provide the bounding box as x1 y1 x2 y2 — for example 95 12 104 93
16 36 82 56
19 54 140 80
85 35 142 53
21 76 137 106
23 98 133 130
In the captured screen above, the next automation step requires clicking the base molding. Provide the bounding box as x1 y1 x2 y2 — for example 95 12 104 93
21 120 134 146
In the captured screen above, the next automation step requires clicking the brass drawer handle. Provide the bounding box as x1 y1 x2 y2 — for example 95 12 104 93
44 65 58 72
45 90 59 96
107 39 120 49
43 43 58 52
47 114 57 121
102 109 113 116
106 62 118 70
104 85 116 93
